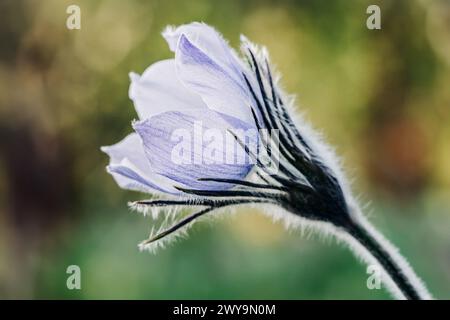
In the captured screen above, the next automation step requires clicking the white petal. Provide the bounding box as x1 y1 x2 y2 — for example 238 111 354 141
129 59 206 120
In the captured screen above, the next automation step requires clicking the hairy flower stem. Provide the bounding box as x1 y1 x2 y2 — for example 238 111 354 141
344 218 426 300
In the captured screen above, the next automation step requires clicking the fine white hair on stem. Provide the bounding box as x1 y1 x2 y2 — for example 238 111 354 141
260 200 432 300
341 204 431 299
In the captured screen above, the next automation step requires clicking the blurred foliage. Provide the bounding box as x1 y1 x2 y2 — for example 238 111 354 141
0 0 449 299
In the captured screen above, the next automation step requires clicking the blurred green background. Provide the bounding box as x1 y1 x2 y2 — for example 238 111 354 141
0 0 449 299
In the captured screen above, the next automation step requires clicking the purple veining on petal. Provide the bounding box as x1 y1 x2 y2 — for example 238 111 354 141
107 164 167 194
133 109 255 190
175 34 262 126
177 34 248 95
101 133 180 195
163 22 245 87
176 34 265 128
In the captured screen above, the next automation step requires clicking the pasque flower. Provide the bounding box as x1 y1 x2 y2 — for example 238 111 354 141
102 22 432 300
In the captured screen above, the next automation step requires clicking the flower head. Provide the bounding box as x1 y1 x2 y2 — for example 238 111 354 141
102 22 432 300
102 23 261 195
102 22 356 249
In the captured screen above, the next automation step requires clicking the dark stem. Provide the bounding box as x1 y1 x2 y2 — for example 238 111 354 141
345 220 422 300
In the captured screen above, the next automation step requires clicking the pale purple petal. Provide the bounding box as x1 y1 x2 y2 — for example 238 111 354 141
132 109 255 190
163 22 244 85
129 59 206 120
101 133 179 194
107 160 165 194
175 34 255 125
